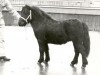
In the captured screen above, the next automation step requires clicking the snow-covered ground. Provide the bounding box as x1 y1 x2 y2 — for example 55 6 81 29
0 26 100 75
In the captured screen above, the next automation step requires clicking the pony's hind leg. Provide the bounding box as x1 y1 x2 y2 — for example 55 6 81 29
71 42 79 67
76 41 88 68
78 44 88 69
82 55 88 69
71 40 88 68
44 44 50 63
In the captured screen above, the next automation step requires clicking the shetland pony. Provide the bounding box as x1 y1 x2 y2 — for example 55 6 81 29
18 5 90 69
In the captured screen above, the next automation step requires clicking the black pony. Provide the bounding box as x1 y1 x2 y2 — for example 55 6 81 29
18 5 90 69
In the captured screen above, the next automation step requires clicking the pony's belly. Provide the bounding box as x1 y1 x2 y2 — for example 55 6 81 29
48 40 67 44
47 35 68 44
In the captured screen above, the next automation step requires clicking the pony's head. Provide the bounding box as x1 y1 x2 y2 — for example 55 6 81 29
18 5 33 26
18 5 53 26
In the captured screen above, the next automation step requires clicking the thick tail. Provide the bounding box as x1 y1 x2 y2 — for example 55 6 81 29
82 23 90 57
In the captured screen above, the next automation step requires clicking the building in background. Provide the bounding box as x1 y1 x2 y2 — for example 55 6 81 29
3 0 100 31
90 0 100 7
9 0 91 10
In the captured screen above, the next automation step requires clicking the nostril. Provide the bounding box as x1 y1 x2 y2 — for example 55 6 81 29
18 22 23 26
18 18 27 26
18 21 27 26
22 21 26 25
18 22 21 26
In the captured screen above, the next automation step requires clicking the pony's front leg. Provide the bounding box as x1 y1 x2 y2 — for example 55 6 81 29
44 44 50 63
38 42 45 63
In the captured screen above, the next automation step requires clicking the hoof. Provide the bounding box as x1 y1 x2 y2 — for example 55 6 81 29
45 58 50 63
38 59 44 63
43 61 49 66
43 60 49 64
81 66 85 69
70 63 74 67
81 64 86 69
71 60 78 66
0 56 10 62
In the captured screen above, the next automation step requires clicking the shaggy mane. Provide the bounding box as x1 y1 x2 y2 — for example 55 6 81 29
30 6 53 20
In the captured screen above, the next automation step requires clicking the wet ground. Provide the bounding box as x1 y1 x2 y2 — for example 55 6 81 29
0 26 100 75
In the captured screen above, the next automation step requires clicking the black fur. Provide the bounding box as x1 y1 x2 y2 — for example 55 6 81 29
18 5 90 68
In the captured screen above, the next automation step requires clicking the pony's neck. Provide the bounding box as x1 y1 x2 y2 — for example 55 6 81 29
30 16 55 31
30 11 54 23
30 9 55 29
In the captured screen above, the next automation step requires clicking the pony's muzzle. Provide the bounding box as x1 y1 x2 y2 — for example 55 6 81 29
18 18 27 26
